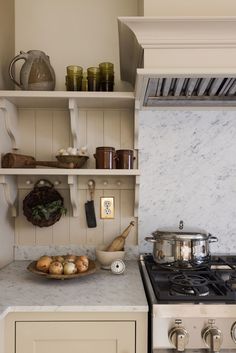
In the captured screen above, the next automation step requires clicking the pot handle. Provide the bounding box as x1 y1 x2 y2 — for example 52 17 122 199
145 236 157 243
209 234 218 243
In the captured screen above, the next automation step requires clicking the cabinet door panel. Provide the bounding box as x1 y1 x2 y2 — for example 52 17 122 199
16 321 135 353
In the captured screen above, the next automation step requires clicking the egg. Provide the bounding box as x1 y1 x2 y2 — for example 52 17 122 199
63 262 77 275
67 147 74 154
58 148 65 155
78 146 88 156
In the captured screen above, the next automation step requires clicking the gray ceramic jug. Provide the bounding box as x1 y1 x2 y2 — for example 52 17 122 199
9 50 56 90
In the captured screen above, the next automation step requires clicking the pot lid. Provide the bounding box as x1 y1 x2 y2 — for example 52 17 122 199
152 225 209 240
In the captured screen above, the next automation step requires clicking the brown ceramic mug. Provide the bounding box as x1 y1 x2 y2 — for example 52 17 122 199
94 147 116 169
116 149 135 169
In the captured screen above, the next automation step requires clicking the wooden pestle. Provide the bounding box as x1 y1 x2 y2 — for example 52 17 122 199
106 221 135 252
1 153 74 169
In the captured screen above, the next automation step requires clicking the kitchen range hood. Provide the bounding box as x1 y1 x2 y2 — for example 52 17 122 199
118 17 236 108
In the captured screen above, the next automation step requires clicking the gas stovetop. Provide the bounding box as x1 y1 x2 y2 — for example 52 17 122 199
143 254 236 303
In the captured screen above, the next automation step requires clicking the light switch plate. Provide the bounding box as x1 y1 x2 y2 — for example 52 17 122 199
100 197 115 219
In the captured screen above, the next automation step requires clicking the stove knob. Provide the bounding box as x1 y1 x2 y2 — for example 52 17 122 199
169 326 189 352
231 322 236 343
202 325 223 352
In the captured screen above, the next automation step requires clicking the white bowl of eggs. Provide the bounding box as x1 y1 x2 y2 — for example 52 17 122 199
56 146 89 168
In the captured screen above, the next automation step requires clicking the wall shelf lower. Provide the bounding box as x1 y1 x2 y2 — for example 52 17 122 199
0 170 140 218
0 168 140 176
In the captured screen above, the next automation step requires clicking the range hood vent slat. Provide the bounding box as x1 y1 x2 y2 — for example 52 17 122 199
208 78 225 96
162 78 173 96
174 78 186 96
218 78 235 96
226 79 236 95
156 78 164 96
186 78 199 96
197 78 212 96
144 76 236 107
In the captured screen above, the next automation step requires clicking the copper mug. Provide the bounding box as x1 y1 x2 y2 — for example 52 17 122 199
94 147 116 169
116 149 135 169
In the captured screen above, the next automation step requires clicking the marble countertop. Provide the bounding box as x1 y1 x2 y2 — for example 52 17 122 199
0 260 148 320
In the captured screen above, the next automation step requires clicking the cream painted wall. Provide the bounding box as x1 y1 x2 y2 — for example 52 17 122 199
0 0 15 268
14 0 138 91
143 0 236 16
0 112 17 268
0 0 14 89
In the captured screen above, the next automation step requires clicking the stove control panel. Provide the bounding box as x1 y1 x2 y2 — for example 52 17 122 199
152 306 236 351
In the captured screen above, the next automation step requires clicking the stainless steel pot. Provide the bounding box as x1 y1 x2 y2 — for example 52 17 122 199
145 228 218 267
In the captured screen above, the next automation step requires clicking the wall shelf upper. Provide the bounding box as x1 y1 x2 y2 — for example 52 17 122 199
0 91 135 109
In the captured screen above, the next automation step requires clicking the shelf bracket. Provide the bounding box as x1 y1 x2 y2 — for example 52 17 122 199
0 175 17 217
68 175 79 217
0 98 19 150
69 98 79 148
134 175 140 217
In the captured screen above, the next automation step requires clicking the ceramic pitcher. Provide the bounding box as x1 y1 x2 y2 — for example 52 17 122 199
9 50 56 90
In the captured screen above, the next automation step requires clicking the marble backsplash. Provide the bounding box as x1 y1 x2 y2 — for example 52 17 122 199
138 109 236 254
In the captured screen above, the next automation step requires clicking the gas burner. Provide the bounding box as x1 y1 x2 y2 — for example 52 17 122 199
170 274 210 296
158 261 208 271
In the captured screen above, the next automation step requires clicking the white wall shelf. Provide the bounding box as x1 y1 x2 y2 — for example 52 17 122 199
0 170 140 218
0 168 140 176
0 91 135 109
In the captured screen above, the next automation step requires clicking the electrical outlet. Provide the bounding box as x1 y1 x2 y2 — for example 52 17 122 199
100 197 115 219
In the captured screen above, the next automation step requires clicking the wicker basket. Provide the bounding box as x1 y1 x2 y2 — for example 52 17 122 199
23 179 65 227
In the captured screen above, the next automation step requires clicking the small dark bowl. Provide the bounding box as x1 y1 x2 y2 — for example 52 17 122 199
56 155 89 168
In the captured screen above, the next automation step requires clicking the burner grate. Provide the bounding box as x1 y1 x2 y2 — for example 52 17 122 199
170 273 210 296
143 254 236 303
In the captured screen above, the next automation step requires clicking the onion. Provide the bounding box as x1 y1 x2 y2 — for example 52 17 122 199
63 262 77 275
49 261 63 275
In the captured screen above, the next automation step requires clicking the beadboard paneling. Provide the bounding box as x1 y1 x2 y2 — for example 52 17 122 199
19 107 134 163
16 108 136 246
16 179 136 246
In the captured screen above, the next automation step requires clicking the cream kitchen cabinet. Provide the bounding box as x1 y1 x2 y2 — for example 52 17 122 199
16 321 135 353
5 311 147 353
